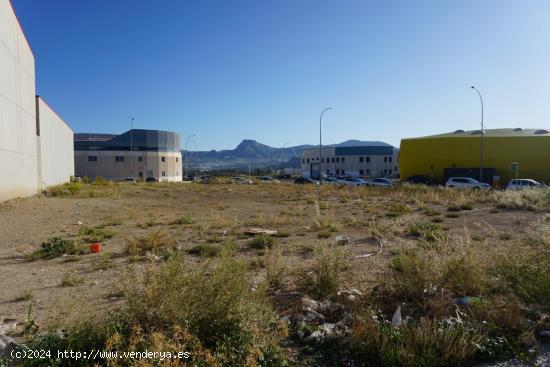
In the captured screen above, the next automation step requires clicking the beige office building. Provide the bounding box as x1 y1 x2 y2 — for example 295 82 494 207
301 144 399 179
74 129 182 182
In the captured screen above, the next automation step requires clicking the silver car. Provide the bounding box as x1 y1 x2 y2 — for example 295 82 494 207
446 177 490 190
367 178 393 187
507 179 544 190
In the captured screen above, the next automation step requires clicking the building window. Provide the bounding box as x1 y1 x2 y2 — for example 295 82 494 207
389 169 392 174
138 156 143 162
138 171 143 177
302 158 305 163
115 156 125 162
366 169 370 175
307 158 310 163
336 157 340 163
359 169 364 175
366 156 370 162
384 157 387 163
321 158 324 163
88 156 98 162
341 157 345 163
341 169 345 174
176 157 179 162
359 157 364 163
336 170 340 175
331 158 335 163
389 156 392 163
162 171 166 177
161 157 166 162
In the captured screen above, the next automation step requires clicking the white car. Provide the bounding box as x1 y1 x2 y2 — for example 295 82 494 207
507 179 545 190
367 178 393 187
232 176 253 184
342 178 369 186
322 177 345 185
446 177 490 190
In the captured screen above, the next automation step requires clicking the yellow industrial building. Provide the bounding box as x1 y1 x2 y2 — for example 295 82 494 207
399 128 550 187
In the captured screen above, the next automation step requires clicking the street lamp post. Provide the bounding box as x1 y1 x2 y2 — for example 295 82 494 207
470 86 484 182
319 107 332 185
185 134 196 180
130 117 134 178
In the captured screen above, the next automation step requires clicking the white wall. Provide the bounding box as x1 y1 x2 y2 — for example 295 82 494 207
0 1 37 202
37 97 74 188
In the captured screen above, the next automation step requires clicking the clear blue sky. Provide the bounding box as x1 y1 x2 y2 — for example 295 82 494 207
12 0 550 150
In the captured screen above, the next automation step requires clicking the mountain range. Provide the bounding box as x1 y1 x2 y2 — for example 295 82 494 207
182 139 395 171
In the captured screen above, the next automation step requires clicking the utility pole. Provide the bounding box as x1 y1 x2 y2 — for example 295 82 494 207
471 86 484 182
130 117 134 177
319 107 332 184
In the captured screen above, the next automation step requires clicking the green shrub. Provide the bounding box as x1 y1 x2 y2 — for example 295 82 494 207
92 176 109 186
317 230 332 239
447 205 461 212
30 237 78 259
187 243 221 257
61 272 84 287
249 235 275 249
171 216 194 225
27 256 287 366
78 226 114 242
408 222 446 244
460 203 474 210
441 254 486 297
350 317 485 367
496 253 550 305
126 228 175 256
299 244 348 299
423 207 441 217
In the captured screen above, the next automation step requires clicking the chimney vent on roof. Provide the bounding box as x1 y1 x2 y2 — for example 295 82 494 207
534 129 549 135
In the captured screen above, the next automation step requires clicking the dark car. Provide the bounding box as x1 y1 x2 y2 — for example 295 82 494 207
294 177 318 185
407 175 433 185
275 174 292 180
145 177 158 183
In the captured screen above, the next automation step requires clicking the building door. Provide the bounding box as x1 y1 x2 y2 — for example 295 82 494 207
310 163 320 179
147 169 154 178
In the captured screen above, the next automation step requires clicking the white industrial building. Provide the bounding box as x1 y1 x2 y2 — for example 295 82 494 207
301 143 399 179
74 129 182 182
0 1 74 202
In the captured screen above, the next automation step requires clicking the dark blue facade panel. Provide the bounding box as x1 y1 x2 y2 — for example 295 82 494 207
335 146 393 156
75 129 181 152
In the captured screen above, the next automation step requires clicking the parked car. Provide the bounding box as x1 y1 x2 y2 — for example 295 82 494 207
259 176 280 183
367 178 394 187
294 177 318 185
342 177 369 186
445 177 490 190
197 175 221 184
275 174 292 180
232 176 253 184
507 179 545 190
125 176 136 183
322 177 345 185
406 175 433 185
145 177 158 183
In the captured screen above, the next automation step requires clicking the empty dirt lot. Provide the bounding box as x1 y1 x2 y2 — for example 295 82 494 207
0 181 548 366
